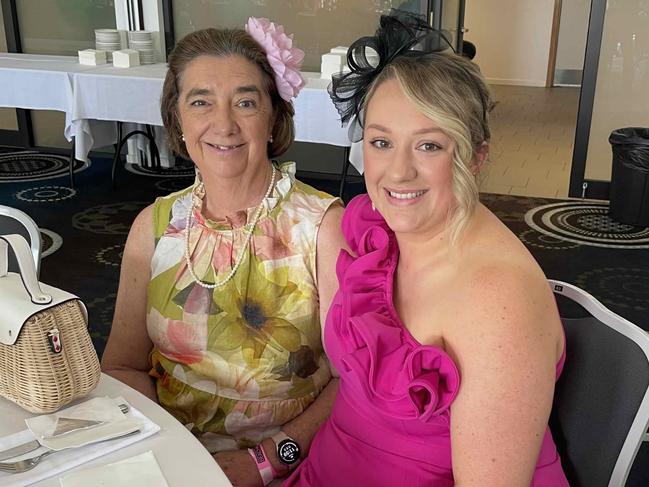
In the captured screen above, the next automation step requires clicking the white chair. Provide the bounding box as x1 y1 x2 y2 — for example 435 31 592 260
549 279 649 487
0 205 41 277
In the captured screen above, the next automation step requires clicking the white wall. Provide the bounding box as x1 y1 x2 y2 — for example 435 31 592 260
464 0 555 87
555 0 590 71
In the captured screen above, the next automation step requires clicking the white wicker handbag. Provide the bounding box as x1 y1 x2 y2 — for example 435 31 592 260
0 234 100 413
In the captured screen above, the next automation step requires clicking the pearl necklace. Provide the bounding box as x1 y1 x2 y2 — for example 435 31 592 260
184 166 277 289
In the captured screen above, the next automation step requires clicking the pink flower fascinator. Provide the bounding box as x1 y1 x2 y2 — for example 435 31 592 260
245 17 306 101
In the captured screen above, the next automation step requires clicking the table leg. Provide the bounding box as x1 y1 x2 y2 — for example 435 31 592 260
68 138 76 190
145 125 161 169
111 121 124 189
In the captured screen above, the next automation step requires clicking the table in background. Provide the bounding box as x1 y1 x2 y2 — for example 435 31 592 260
0 54 117 164
0 54 355 191
71 68 351 168
0 373 232 487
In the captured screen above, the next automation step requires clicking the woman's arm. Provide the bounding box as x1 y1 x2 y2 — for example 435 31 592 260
315 204 346 347
216 204 346 485
449 265 562 487
101 204 157 401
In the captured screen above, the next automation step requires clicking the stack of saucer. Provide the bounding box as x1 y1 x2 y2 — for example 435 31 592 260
128 30 155 65
95 29 121 62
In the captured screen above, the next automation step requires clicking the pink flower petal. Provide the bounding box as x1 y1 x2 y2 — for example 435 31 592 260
245 16 306 101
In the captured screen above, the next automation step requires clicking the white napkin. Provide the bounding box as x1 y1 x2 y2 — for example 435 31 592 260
0 397 160 487
59 450 169 487
25 397 140 451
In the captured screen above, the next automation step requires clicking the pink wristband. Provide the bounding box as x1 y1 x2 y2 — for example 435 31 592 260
248 444 276 486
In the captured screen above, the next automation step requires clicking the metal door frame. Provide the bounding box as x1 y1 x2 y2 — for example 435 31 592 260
0 0 32 148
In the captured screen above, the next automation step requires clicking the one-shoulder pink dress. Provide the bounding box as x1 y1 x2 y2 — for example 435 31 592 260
284 194 569 487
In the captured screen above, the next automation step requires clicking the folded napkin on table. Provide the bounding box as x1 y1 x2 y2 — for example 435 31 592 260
59 450 169 487
26 396 140 451
0 396 160 487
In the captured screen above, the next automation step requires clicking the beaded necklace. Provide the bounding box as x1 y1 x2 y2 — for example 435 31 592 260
183 166 277 289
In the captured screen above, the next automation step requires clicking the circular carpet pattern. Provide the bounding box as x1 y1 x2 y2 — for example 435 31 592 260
0 151 87 182
154 178 192 193
86 292 117 355
96 244 125 267
125 161 195 178
40 228 63 258
15 185 77 203
525 201 649 249
72 201 148 235
518 229 581 250
576 267 649 311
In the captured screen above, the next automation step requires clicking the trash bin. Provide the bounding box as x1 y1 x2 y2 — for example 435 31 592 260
608 127 649 227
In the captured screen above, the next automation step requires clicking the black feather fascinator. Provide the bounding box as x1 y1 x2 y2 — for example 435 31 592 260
328 10 454 142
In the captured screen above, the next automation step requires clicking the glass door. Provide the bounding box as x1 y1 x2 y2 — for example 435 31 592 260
428 0 466 53
0 3 28 148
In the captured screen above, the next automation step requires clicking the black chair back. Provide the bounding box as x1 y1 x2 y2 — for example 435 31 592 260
549 285 649 487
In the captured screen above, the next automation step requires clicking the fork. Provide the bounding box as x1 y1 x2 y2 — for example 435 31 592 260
0 428 140 474
0 403 131 463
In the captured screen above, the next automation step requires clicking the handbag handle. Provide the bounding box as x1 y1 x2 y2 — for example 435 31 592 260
0 234 52 305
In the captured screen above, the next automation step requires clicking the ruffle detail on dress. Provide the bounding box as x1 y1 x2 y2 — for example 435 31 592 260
331 194 460 422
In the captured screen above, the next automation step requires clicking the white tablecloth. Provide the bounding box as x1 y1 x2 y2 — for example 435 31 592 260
0 54 116 162
0 373 232 487
0 53 352 167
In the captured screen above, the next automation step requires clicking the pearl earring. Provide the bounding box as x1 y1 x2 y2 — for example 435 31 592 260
371 201 376 211
181 134 185 142
268 135 274 143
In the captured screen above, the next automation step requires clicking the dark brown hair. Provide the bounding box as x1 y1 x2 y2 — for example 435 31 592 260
160 28 295 159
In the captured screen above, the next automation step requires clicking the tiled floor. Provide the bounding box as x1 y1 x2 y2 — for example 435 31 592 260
480 85 580 199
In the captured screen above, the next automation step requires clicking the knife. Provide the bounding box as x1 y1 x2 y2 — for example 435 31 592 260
0 440 40 462
51 417 105 437
0 403 130 461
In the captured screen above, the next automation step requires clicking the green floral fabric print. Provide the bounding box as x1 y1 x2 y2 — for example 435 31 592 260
146 162 340 452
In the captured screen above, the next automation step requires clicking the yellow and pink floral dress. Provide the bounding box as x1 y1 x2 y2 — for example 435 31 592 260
146 162 340 452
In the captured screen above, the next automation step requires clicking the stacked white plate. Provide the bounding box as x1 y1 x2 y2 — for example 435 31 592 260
95 29 121 62
128 30 155 65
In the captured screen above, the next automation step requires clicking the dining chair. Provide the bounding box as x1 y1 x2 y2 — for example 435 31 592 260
549 279 649 487
0 205 41 277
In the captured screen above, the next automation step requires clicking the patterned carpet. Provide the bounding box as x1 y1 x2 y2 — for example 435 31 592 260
1 149 648 484
1 148 648 349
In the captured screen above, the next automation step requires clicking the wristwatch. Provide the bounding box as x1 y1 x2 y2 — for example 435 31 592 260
272 431 301 469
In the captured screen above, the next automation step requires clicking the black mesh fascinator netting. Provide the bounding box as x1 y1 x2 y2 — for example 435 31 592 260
327 10 455 142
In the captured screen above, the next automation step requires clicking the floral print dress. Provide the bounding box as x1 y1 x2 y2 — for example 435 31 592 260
146 162 340 452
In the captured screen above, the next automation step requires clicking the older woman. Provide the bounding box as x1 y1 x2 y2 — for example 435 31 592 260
285 12 568 487
101 19 344 486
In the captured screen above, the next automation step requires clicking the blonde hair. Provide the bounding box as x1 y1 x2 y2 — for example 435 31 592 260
365 51 493 244
161 28 295 160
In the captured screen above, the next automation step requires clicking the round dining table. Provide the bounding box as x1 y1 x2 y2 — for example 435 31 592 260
0 373 233 486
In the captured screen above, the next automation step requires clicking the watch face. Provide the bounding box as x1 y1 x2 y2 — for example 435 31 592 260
277 438 300 465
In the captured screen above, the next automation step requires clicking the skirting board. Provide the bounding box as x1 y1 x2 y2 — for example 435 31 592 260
485 77 547 87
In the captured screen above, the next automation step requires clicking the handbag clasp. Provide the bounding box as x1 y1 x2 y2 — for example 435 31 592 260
47 328 62 353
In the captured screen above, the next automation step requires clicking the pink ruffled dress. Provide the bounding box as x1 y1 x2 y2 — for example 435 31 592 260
284 194 569 487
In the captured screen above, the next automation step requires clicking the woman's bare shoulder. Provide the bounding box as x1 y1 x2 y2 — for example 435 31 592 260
123 204 156 259
449 209 562 354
